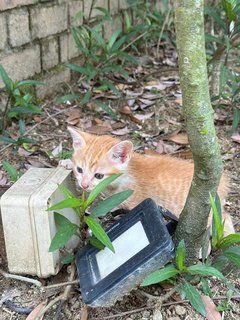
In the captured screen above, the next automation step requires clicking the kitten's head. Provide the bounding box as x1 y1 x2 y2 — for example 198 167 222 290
68 126 133 191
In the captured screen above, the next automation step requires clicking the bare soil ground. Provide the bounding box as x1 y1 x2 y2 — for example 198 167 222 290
0 59 239 319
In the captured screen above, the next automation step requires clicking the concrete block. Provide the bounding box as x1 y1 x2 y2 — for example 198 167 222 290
36 68 71 99
0 0 38 11
109 0 119 14
60 32 80 62
42 37 59 70
31 4 68 39
8 8 30 47
0 91 8 112
0 14 7 50
118 0 129 10
0 46 41 88
103 15 122 39
69 0 83 27
83 0 108 19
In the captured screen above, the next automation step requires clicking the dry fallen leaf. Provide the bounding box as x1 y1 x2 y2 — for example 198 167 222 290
138 98 156 107
156 140 167 154
164 132 189 145
111 122 126 130
80 305 89 320
175 96 183 105
201 295 221 320
134 112 154 121
231 132 240 144
51 142 63 157
111 127 130 136
119 106 132 115
0 170 8 186
65 109 81 125
86 126 111 135
144 81 166 91
26 301 47 320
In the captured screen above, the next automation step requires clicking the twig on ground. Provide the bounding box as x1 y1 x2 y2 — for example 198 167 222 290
43 280 79 290
0 268 42 288
36 263 77 320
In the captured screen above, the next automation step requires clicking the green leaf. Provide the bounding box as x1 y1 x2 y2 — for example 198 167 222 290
201 227 211 262
80 90 92 105
176 239 186 271
222 0 237 21
16 137 37 145
0 135 17 144
218 233 240 249
201 277 213 297
0 64 13 92
204 6 226 31
85 173 122 209
84 216 114 252
2 161 21 182
229 107 240 135
140 265 179 286
9 106 42 114
62 253 75 265
19 119 26 136
222 246 240 267
54 212 73 228
16 80 45 87
57 184 80 216
94 100 118 120
58 184 75 199
107 29 122 51
186 265 224 279
91 189 133 218
209 192 223 243
47 198 81 211
88 236 105 250
55 94 82 104
182 282 207 317
205 34 226 45
86 26 105 47
117 51 139 64
101 80 121 96
65 63 90 75
49 223 78 252
71 27 89 55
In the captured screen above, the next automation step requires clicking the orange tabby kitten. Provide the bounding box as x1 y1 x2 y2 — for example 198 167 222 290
68 126 234 235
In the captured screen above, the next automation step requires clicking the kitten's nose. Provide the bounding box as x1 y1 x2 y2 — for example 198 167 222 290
81 182 89 189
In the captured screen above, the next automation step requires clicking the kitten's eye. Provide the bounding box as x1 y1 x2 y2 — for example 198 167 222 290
77 167 83 173
94 173 104 179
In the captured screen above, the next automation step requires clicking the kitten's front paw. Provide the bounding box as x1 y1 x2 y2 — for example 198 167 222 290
59 159 73 170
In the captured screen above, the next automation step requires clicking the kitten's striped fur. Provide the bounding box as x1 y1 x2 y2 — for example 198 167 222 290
68 126 234 235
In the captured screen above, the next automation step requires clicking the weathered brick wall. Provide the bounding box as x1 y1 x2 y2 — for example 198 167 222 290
0 0 129 99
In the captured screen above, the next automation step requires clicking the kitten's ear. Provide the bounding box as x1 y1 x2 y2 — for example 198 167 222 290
67 126 86 150
108 141 133 165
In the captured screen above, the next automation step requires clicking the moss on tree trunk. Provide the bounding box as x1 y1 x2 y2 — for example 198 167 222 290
174 0 223 264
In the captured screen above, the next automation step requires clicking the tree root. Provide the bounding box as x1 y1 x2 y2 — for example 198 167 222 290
0 268 42 288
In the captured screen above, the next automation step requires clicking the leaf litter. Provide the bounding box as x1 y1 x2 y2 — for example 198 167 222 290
0 33 239 320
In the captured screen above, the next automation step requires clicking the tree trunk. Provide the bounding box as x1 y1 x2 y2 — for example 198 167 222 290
174 0 223 264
